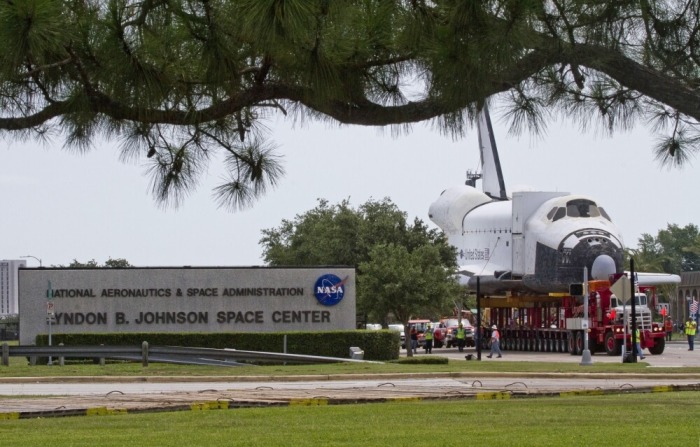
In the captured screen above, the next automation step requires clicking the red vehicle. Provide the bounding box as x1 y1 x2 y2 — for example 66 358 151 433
409 319 446 349
478 279 666 356
441 317 475 348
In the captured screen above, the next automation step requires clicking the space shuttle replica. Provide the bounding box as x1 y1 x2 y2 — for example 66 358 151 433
429 105 679 295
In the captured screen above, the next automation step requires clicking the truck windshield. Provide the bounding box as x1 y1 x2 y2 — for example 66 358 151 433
611 294 647 306
634 294 647 306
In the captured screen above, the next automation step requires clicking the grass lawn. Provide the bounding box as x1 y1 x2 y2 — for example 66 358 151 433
2 354 700 378
1 392 698 446
2 342 699 446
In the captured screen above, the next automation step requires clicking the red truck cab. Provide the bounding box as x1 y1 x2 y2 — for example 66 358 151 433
410 319 446 348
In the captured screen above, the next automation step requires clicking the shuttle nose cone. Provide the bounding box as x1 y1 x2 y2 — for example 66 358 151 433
591 254 616 280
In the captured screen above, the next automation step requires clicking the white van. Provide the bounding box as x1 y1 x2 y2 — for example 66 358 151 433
388 324 405 348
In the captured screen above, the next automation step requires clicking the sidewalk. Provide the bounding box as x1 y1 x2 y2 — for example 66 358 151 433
405 340 700 368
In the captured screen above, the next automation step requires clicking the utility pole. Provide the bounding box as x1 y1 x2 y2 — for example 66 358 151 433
580 267 593 366
630 259 637 363
476 277 482 361
47 280 54 366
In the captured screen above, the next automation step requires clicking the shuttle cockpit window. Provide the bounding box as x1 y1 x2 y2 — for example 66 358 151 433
566 199 602 219
551 207 566 222
599 207 612 221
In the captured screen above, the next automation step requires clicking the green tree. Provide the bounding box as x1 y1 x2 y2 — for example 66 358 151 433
626 224 700 311
2 1 699 209
0 314 19 340
624 233 667 273
66 258 132 268
103 258 133 268
260 198 460 338
626 224 700 273
261 199 364 266
359 243 461 331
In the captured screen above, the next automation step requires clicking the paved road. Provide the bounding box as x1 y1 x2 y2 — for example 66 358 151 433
2 372 699 417
2 372 699 397
412 339 700 367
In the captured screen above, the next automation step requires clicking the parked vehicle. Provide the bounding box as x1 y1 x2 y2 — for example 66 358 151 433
365 323 382 330
442 318 475 348
388 324 405 348
432 321 447 348
410 319 446 348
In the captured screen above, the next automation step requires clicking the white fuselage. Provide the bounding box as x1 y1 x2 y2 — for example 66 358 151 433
429 185 625 294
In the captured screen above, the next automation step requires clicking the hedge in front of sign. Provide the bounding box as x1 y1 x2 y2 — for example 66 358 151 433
34 330 400 361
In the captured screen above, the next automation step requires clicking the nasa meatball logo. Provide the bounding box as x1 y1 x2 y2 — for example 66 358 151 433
314 274 348 306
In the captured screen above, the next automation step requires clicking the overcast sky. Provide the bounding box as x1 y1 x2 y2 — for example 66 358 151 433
2 109 698 268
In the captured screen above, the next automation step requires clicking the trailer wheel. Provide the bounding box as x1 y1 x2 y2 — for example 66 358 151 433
604 331 621 356
568 332 578 355
569 331 583 355
648 337 665 355
575 331 585 355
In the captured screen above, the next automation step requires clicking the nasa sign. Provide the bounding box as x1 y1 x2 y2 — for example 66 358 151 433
314 274 348 306
18 266 356 345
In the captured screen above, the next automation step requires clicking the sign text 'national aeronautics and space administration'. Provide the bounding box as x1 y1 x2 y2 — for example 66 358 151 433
18 267 356 345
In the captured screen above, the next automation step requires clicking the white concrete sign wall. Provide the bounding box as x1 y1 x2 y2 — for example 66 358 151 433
18 267 356 344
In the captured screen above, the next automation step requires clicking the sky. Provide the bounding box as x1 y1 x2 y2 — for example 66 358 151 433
1 109 698 268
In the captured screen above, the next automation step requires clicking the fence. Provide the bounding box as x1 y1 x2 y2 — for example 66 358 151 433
1 342 369 367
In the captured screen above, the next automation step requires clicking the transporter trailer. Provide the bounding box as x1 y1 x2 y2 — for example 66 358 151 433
478 279 666 356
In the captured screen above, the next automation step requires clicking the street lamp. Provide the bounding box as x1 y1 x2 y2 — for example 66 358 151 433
20 255 42 267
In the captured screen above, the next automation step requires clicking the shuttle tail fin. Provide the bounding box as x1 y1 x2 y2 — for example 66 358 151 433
477 104 508 200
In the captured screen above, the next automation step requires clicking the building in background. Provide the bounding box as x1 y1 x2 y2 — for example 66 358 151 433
679 271 700 322
1 259 26 316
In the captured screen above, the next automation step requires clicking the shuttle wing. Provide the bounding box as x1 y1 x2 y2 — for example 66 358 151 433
457 262 523 293
457 264 498 278
457 262 512 283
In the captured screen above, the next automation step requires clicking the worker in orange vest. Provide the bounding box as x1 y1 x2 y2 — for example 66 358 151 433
664 317 674 341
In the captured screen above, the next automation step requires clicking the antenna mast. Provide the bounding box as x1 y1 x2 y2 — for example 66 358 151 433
465 170 482 187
